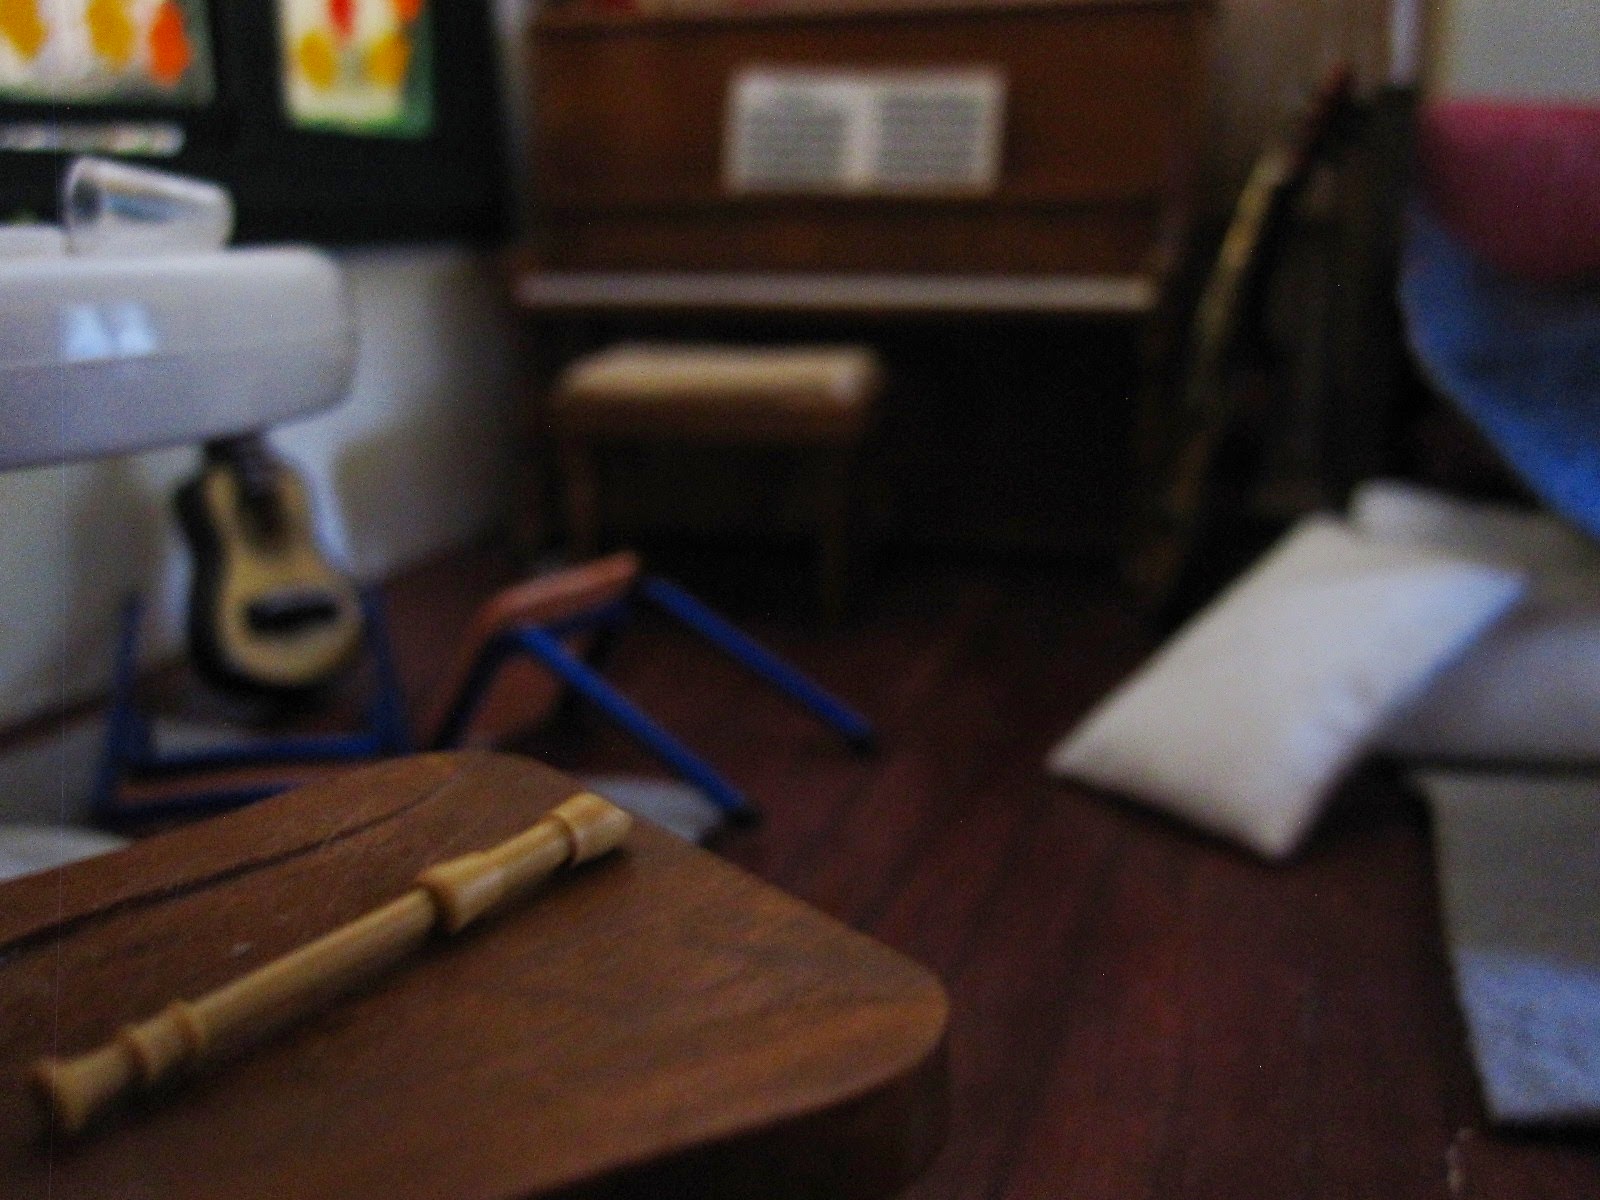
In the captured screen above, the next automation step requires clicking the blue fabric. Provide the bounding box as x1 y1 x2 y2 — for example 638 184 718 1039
1400 206 1600 542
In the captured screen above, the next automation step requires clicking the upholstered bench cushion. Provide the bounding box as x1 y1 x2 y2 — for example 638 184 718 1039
551 343 881 441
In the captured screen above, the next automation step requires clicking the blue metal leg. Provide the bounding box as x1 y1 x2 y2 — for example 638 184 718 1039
512 627 756 822
427 631 518 752
119 593 408 774
136 729 392 773
93 588 415 824
546 601 632 729
360 588 412 755
429 600 635 751
638 576 876 750
91 596 152 824
432 625 756 823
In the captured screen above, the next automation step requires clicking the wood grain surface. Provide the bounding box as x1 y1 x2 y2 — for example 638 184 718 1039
0 752 948 1200
14 543 1600 1198
526 0 1209 275
474 544 1600 1200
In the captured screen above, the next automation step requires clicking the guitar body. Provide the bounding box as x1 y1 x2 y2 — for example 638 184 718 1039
176 436 363 695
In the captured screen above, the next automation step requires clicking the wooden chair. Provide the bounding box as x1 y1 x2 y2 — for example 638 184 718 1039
548 343 883 623
98 554 874 829
1127 67 1359 621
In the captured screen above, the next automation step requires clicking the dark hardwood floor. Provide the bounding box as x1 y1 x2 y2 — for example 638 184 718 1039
379 540 1599 1198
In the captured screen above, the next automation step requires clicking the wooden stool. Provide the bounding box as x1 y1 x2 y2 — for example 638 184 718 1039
550 343 883 621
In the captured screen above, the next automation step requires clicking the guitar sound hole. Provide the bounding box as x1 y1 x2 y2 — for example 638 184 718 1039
247 591 343 635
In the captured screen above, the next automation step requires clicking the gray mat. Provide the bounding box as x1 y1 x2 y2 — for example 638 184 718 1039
0 824 128 884
578 774 726 843
1415 771 1600 1125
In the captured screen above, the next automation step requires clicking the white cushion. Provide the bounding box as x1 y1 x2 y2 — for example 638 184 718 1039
1349 479 1600 601
1380 609 1600 764
1351 481 1600 765
1046 516 1526 858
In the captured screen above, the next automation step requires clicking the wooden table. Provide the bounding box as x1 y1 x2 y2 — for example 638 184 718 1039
0 752 948 1200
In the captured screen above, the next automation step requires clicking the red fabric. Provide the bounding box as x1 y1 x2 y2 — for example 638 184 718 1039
1417 100 1600 285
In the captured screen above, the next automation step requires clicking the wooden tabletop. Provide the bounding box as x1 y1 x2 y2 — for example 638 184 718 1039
0 752 948 1200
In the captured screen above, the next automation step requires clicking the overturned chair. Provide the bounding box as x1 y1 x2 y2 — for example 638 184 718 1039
97 552 874 828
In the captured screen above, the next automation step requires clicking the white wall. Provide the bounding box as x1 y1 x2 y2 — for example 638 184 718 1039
1433 0 1600 99
0 248 520 823
0 246 519 730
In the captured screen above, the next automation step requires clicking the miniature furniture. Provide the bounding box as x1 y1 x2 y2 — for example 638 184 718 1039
93 589 412 825
522 0 1210 280
97 553 874 827
514 0 1212 558
0 237 350 472
0 752 949 1199
549 344 883 621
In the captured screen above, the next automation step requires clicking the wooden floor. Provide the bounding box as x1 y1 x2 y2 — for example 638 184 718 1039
376 540 1599 1199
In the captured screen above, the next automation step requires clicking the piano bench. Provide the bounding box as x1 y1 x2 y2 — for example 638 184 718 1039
548 343 884 621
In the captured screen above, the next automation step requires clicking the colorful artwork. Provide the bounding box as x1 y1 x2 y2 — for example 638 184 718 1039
278 0 432 138
0 0 212 103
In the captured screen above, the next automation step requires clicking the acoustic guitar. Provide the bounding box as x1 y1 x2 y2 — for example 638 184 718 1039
175 434 363 695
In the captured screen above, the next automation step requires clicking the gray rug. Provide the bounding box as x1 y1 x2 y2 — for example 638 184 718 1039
1415 770 1600 1125
578 774 726 843
0 824 128 884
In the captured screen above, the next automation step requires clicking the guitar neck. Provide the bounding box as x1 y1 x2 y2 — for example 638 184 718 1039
205 434 285 535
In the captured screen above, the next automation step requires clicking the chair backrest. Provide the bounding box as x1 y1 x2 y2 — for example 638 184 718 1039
1181 65 1358 417
1130 65 1359 613
419 551 643 748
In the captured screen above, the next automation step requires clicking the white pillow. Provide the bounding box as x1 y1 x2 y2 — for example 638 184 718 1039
1046 516 1525 858
1381 609 1600 764
1351 480 1600 765
1349 479 1600 604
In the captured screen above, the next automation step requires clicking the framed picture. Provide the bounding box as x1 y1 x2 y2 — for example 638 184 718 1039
0 0 506 243
0 0 215 106
276 0 431 138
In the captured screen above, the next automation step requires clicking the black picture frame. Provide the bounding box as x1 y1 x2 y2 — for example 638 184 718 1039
0 0 509 245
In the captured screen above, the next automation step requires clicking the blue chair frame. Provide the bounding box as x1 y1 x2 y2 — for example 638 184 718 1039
95 572 874 827
429 576 874 823
92 589 411 825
